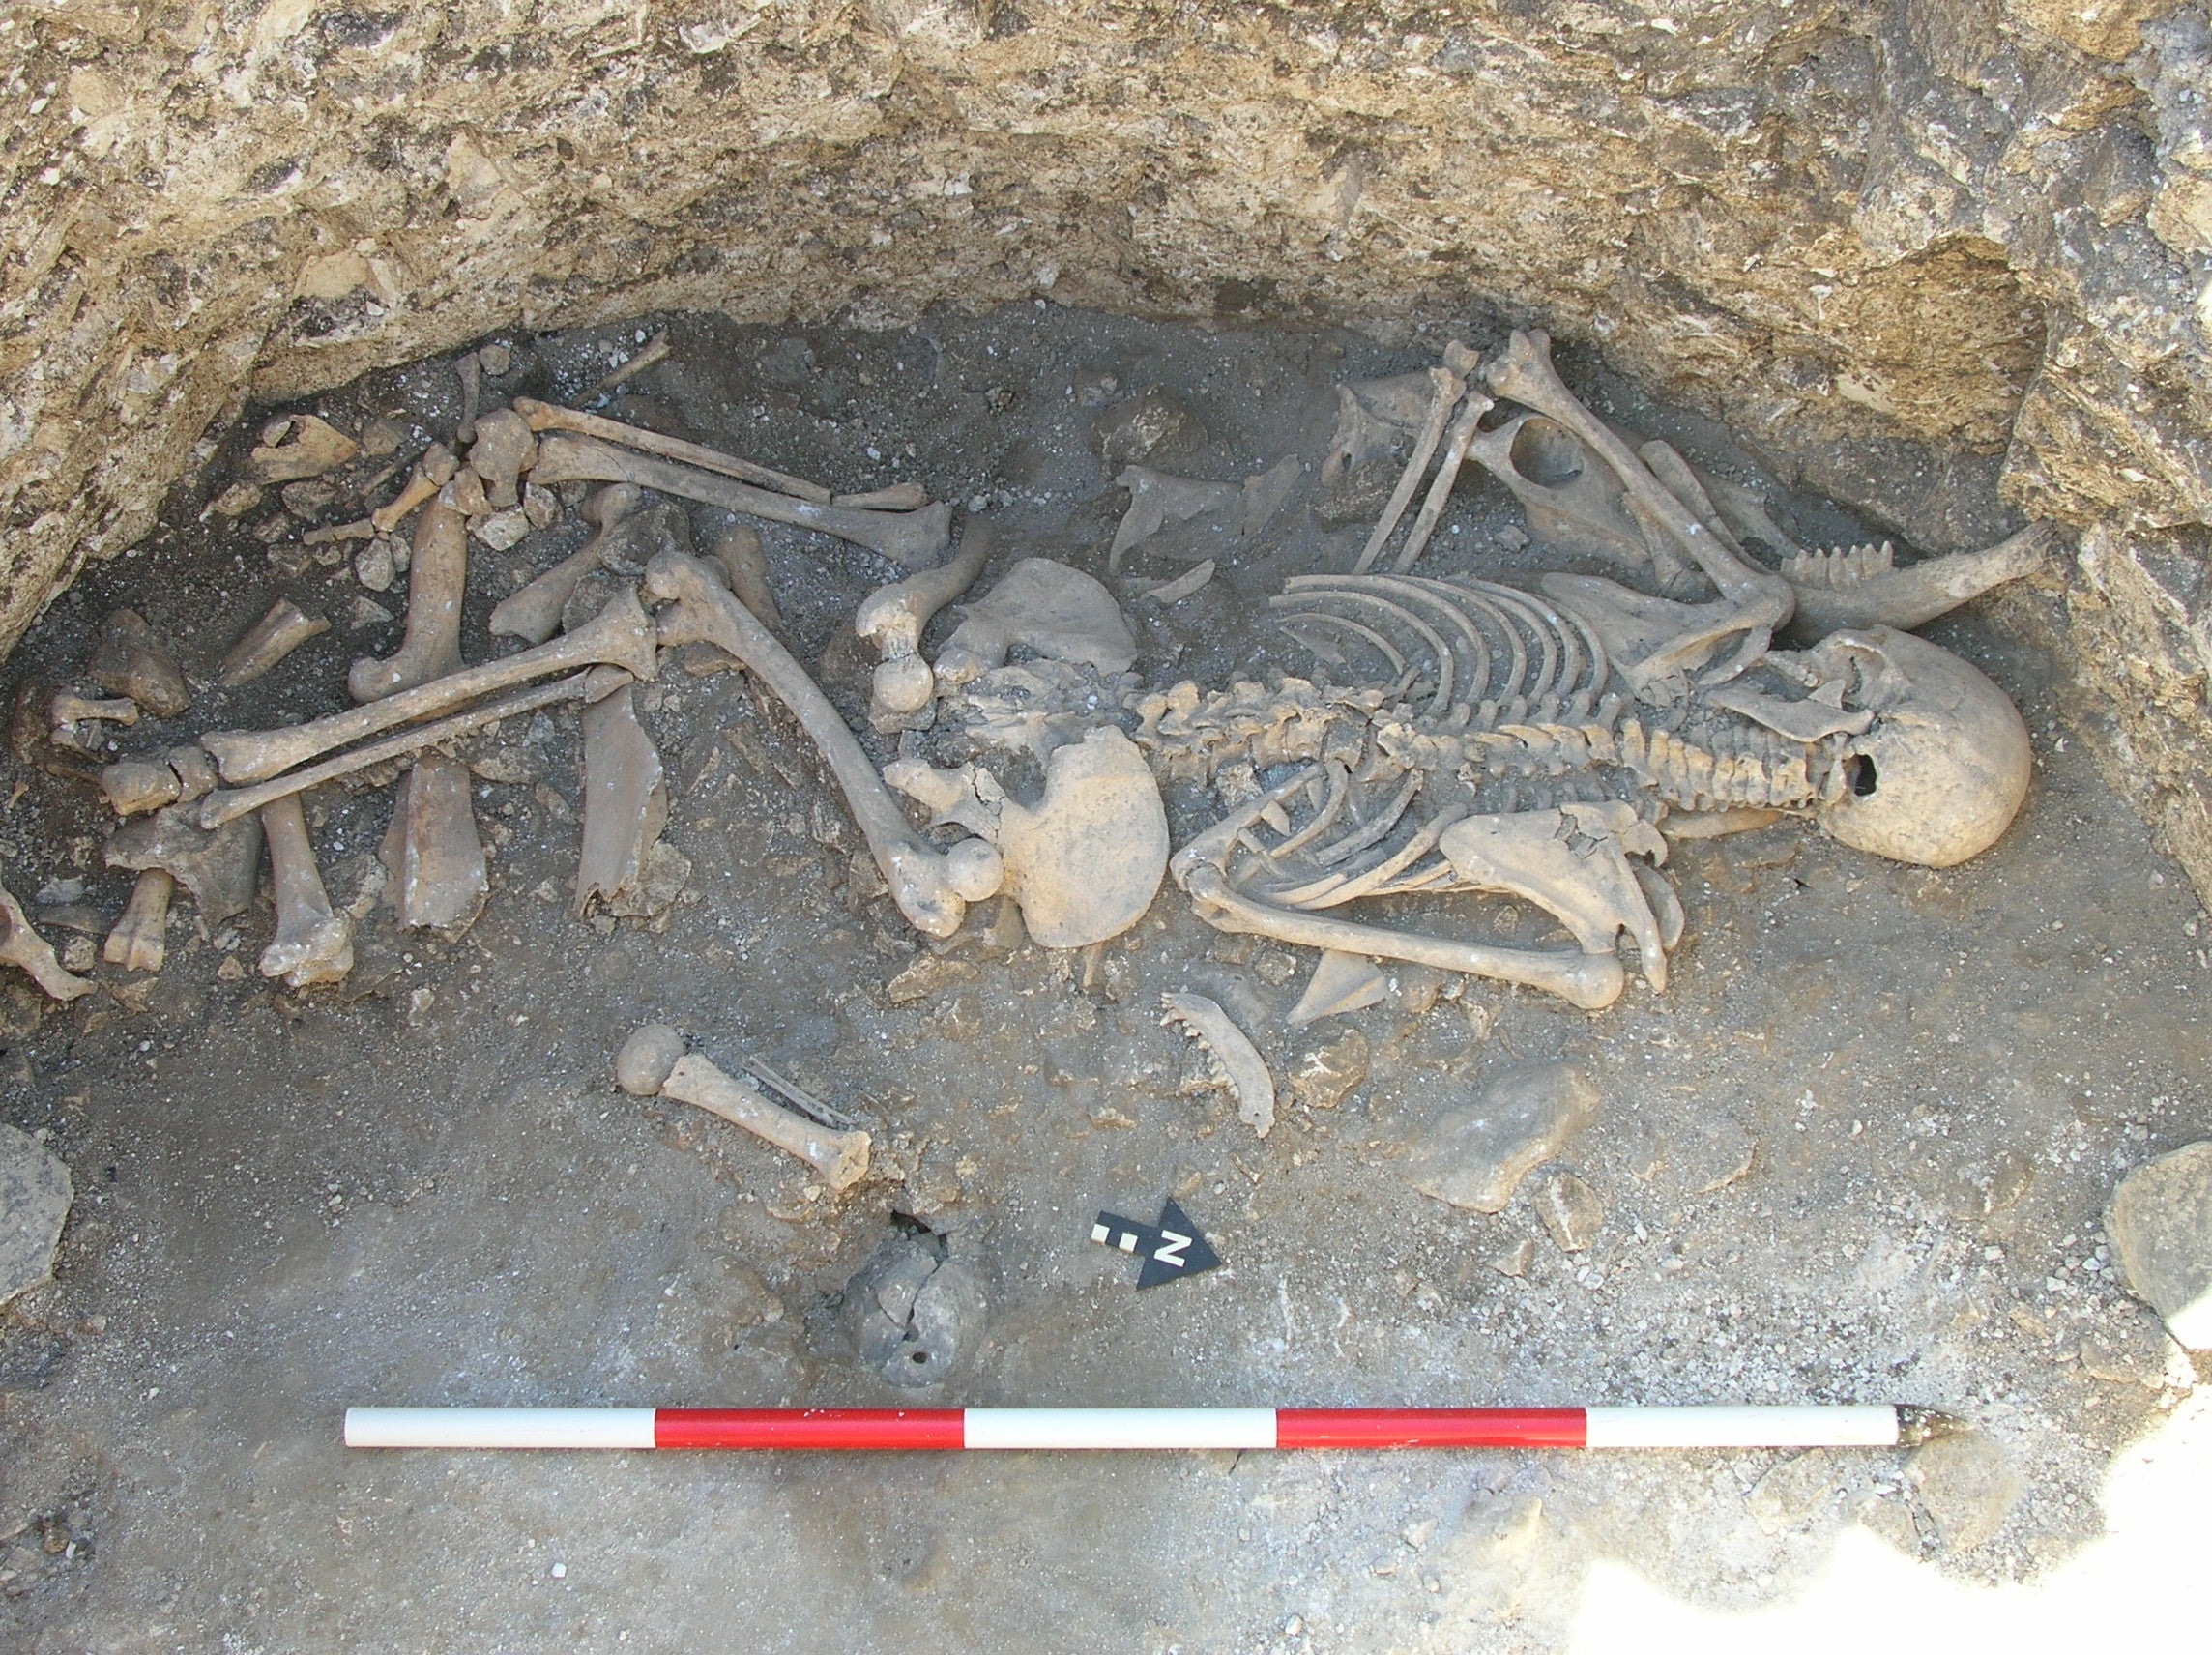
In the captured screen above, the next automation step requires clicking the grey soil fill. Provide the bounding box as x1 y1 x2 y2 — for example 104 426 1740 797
0 306 2206 1651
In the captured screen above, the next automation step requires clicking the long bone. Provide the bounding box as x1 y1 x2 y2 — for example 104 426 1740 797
1170 769 1625 1011
257 794 353 989
196 672 601 828
201 586 656 784
1353 367 1464 574
349 490 469 702
533 434 952 567
616 1026 871 1191
488 483 644 646
511 398 832 503
370 443 458 535
218 599 330 687
855 520 994 729
1481 332 1793 679
0 884 92 1001
643 551 991 939
1389 392 1493 572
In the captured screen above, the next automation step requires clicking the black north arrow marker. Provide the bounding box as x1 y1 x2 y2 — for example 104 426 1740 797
1090 1198 1222 1290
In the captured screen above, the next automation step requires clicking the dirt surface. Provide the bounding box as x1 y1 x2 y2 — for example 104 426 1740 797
1 306 2206 1652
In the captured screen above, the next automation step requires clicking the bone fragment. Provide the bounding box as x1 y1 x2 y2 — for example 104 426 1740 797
349 492 467 703
51 692 138 730
855 519 993 728
1136 560 1215 604
302 518 377 546
478 342 513 378
1784 523 2053 637
0 883 94 1001
512 397 830 503
1287 949 1388 1026
531 432 949 566
1389 392 1492 573
378 755 488 931
456 351 481 446
218 599 330 687
1109 467 1239 572
108 803 263 922
195 672 597 828
201 588 655 785
934 559 1137 686
369 443 458 535
87 609 190 719
103 868 173 973
257 795 352 989
834 481 929 511
592 330 669 397
1353 367 1463 574
575 683 666 917
1438 803 1672 990
1161 992 1276 1138
1321 384 1413 486
489 483 644 646
249 415 358 484
710 522 781 626
100 745 218 817
467 409 537 510
644 551 984 938
615 1026 870 1191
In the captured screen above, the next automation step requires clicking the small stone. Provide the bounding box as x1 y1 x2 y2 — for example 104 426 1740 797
1534 1173 1604 1252
60 936 96 974
471 507 531 550
1404 1062 1600 1213
354 538 395 592
279 478 339 520
248 413 357 482
1288 1027 1370 1111
1936 1147 2034 1220
615 1025 686 1096
349 596 393 629
1496 525 1530 551
607 841 692 920
467 743 547 786
358 416 408 457
523 482 561 530
1 1122 73 1306
1906 1433 2020 1552
1091 385 1204 473
478 341 514 376
2079 1304 2179 1386
2106 1140 2212 1349
1491 1236 1534 1277
886 953 977 1005
1748 1448 1841 1535
86 608 190 718
1253 948 1298 987
35 877 86 906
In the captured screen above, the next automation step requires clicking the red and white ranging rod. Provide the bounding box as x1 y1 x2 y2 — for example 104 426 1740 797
344 1403 1961 1452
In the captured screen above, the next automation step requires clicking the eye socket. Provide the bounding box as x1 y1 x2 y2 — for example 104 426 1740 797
1849 754 1879 798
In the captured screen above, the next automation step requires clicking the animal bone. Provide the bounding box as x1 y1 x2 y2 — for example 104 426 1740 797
50 692 137 731
711 522 781 626
1109 467 1239 572
87 609 190 719
256 794 353 989
249 415 358 483
488 483 644 646
575 682 666 917
466 409 536 510
0 884 93 1001
933 559 1137 687
369 443 458 535
1436 803 1673 990
1161 992 1276 1137
643 550 990 939
887 725 1168 948
103 869 173 973
615 1025 871 1191
1389 391 1492 573
195 672 600 828
1286 950 1388 1025
456 351 481 446
1353 365 1465 574
444 467 490 519
348 491 468 703
855 519 993 730
379 755 488 931
1136 560 1215 604
834 481 929 510
530 432 951 566
511 397 830 503
201 586 656 784
592 330 669 397
1464 413 1656 574
1782 524 2054 637
108 802 263 925
1482 330 1793 677
100 745 218 817
218 599 330 687
1321 381 1416 487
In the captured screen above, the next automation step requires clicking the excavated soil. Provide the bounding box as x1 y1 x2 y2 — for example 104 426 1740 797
0 306 2206 1652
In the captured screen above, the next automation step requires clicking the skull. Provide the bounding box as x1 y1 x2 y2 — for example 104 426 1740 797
1810 626 2031 867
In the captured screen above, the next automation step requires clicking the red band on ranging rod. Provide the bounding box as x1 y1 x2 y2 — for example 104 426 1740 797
344 1403 1939 1453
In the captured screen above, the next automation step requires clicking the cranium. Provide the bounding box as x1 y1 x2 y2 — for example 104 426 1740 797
1809 626 2032 868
